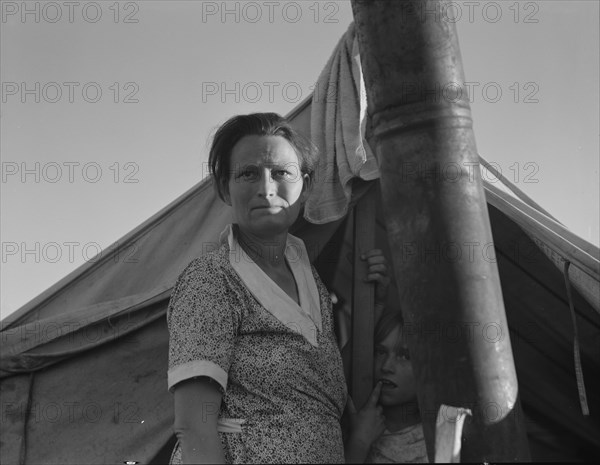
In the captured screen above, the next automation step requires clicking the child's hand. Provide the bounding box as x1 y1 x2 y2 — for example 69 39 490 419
346 382 386 451
361 249 390 305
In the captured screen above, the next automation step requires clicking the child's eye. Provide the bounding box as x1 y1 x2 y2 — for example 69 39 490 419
396 349 411 361
374 348 386 357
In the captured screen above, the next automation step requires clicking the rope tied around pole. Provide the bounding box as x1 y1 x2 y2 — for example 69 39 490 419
19 371 35 465
562 260 590 416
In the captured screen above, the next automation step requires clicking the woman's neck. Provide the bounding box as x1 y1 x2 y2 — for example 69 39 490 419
383 400 421 433
235 225 288 269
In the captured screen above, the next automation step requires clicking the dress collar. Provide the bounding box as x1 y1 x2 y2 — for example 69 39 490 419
220 224 322 347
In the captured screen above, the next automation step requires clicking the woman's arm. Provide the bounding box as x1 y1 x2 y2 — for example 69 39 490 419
173 377 225 464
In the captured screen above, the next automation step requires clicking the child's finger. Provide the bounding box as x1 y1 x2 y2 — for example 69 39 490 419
365 255 387 265
360 249 384 260
367 381 383 406
365 273 390 283
367 263 387 274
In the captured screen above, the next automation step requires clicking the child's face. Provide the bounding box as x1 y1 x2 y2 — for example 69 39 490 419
374 325 417 407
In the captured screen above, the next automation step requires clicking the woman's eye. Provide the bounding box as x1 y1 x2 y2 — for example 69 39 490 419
272 169 291 179
237 170 257 180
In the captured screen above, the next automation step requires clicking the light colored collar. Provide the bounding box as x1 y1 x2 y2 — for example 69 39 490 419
220 224 322 347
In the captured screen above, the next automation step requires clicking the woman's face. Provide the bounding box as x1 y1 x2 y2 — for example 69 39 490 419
225 135 309 238
374 325 417 407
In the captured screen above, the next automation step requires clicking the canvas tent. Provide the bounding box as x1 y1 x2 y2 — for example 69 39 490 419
2 32 600 465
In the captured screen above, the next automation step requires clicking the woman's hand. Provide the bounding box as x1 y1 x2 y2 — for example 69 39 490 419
344 382 386 463
361 249 390 305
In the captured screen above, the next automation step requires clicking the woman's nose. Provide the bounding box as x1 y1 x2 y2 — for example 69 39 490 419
257 171 276 197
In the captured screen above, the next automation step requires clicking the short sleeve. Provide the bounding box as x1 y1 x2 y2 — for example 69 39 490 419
167 256 240 393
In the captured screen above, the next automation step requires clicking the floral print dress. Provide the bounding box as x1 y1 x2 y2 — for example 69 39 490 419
167 225 347 463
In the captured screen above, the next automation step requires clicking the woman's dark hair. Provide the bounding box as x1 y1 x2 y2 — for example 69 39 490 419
208 112 318 202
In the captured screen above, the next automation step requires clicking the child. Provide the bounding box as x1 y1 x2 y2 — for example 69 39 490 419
345 304 429 463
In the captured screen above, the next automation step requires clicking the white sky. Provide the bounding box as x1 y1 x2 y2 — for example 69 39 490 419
1 0 599 320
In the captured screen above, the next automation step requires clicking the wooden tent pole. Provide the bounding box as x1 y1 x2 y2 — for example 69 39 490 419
351 185 376 409
351 0 530 461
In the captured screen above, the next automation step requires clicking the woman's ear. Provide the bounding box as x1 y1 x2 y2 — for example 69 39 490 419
300 173 312 202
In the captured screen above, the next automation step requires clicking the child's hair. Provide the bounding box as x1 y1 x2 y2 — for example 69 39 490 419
374 307 409 357
374 308 404 344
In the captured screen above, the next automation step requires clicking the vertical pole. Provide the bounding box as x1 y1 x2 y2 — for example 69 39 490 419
351 186 376 409
351 0 530 461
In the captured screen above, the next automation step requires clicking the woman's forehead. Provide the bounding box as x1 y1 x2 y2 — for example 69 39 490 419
231 135 300 165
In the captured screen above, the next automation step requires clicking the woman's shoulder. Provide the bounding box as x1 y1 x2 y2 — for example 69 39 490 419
168 243 244 318
175 243 233 287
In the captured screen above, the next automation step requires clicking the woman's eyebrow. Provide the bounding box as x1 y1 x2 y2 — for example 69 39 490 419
233 163 257 172
263 161 293 169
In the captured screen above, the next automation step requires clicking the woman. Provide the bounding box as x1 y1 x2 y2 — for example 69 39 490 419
167 113 349 463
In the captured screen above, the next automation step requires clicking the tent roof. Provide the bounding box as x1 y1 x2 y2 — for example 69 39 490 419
1 95 599 463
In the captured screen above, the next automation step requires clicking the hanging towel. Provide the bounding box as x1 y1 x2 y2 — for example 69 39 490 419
305 22 380 224
434 404 472 463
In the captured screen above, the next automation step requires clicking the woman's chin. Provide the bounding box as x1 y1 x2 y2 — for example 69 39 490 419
240 221 288 238
240 214 298 236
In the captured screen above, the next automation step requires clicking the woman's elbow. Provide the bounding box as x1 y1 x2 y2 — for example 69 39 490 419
173 416 218 443
173 420 224 463
173 421 195 443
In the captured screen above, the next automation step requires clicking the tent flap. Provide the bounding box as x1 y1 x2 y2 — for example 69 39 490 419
1 85 599 463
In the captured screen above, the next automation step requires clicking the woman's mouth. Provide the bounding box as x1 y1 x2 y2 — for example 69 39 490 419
252 205 282 211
